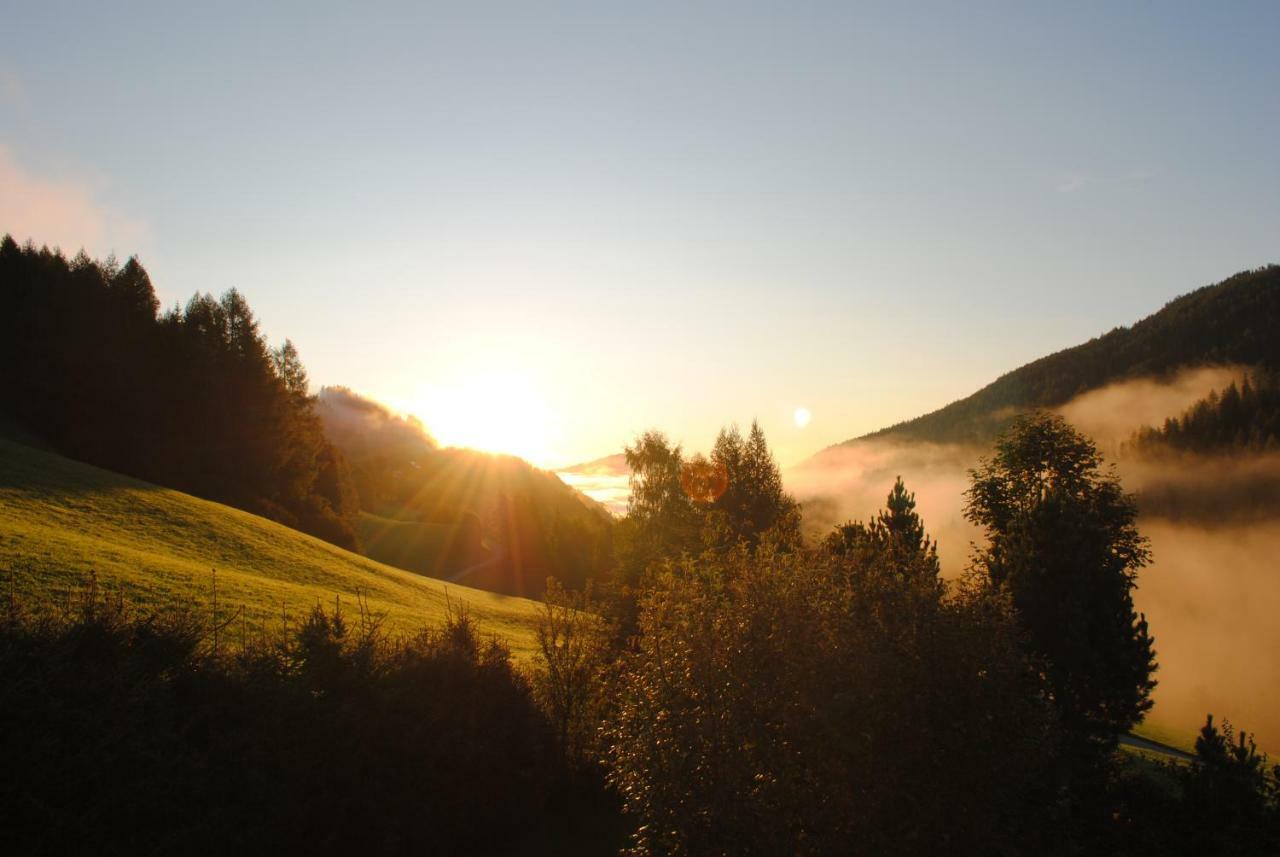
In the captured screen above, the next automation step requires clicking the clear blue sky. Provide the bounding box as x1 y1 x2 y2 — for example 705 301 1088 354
2 1 1278 466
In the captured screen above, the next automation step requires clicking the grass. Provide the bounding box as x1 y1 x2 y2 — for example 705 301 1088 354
1132 720 1198 755
0 437 546 660
357 511 460 578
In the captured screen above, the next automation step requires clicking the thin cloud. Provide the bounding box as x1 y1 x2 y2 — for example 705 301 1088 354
0 146 146 257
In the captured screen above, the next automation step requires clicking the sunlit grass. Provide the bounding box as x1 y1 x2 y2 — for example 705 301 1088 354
0 437 545 660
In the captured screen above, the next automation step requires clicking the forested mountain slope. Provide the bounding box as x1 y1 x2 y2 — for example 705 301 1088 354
843 265 1280 446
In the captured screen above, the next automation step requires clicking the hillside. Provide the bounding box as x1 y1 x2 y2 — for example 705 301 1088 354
318 387 615 595
0 437 546 659
842 265 1280 446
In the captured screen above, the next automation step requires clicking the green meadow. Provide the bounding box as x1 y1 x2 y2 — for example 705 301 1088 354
0 437 545 659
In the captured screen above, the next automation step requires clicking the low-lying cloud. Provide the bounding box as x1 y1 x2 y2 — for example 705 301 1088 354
788 366 1280 748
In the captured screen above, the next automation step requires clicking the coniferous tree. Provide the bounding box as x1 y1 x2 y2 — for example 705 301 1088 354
0 236 359 549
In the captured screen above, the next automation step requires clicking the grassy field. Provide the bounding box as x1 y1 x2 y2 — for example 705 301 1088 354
0 437 546 659
357 511 461 578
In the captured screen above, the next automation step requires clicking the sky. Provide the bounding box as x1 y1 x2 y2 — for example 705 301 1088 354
2 1 1278 468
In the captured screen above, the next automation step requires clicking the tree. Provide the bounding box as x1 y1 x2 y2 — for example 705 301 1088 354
622 431 700 564
1174 715 1280 856
605 540 1055 856
965 412 1156 757
110 256 160 322
705 420 800 549
532 579 613 767
0 238 360 550
826 476 940 587
272 339 310 401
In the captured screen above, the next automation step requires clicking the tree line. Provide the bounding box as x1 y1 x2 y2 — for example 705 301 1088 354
0 236 360 548
1129 369 1280 455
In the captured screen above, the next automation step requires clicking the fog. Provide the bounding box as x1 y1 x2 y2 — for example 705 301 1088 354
315 386 437 459
1056 365 1243 454
787 366 1280 749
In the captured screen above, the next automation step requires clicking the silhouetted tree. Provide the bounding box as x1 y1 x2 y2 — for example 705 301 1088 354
606 539 1055 856
826 476 940 586
0 237 359 549
705 420 800 549
965 413 1156 761
1173 715 1280 856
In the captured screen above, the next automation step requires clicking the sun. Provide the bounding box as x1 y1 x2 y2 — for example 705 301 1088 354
793 407 812 428
400 368 559 465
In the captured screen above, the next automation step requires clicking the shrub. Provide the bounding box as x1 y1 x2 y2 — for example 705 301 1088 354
603 544 1057 856
0 582 563 856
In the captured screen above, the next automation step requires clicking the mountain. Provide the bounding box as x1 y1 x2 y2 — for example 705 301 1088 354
317 387 615 596
837 265 1280 447
0 435 546 659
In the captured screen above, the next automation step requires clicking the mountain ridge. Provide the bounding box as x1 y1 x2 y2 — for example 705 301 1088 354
824 265 1280 449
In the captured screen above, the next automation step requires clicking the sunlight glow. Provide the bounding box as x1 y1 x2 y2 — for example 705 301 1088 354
398 367 560 466
793 407 812 429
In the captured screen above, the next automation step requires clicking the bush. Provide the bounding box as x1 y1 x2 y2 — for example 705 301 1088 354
603 544 1057 856
0 582 564 856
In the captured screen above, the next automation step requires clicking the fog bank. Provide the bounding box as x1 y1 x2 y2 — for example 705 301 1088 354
788 366 1279 748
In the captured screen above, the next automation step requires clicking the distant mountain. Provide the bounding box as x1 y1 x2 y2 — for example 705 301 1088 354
835 265 1280 447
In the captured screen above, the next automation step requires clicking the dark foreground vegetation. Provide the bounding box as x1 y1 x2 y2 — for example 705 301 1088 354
4 414 1278 855
0 581 619 857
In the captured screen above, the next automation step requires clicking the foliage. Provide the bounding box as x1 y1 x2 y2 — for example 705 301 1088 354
622 430 703 564
824 476 941 585
854 265 1280 445
966 413 1157 758
611 423 799 642
619 423 798 570
703 421 801 550
532 579 614 767
0 236 359 548
605 499 1057 855
0 584 585 856
1170 715 1280 856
